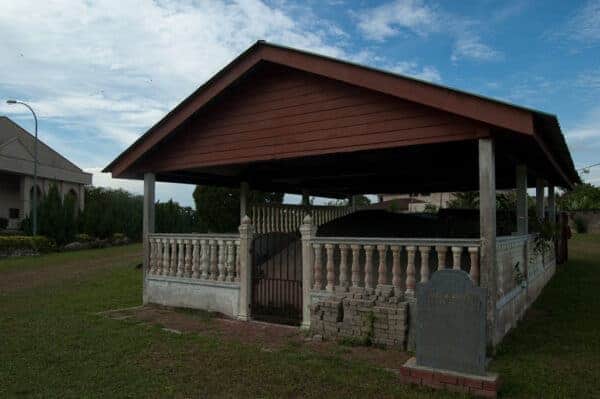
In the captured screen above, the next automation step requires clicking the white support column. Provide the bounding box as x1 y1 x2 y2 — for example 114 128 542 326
143 173 156 304
20 175 31 218
536 178 546 221
516 164 528 235
548 185 556 223
237 216 254 321
240 181 249 220
302 191 310 206
479 137 497 344
300 215 316 329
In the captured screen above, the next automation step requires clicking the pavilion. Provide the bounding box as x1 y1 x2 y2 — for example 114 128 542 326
104 41 579 347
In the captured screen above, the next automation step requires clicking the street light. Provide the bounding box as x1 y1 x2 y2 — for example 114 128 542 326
6 100 39 235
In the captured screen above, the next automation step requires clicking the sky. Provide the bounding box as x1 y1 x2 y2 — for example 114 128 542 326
1 0 599 207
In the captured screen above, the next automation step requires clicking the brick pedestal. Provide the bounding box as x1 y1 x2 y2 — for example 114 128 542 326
400 357 501 398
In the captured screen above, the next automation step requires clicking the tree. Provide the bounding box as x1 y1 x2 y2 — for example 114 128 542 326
447 192 479 209
557 183 600 210
23 184 78 244
193 186 284 233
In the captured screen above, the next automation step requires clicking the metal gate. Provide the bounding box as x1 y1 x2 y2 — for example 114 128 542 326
251 232 302 325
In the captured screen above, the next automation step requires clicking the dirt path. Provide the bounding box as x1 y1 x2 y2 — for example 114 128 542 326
0 249 142 294
103 304 410 372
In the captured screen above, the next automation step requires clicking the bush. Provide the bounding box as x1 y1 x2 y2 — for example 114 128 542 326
0 217 8 229
574 217 588 233
0 235 55 254
75 233 93 242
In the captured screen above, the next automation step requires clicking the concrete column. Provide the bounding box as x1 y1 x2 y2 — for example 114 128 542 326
536 178 546 221
20 176 31 217
300 215 316 329
79 185 85 211
143 173 156 304
479 137 497 345
548 185 556 223
237 216 254 321
240 181 249 220
301 191 310 206
516 164 528 235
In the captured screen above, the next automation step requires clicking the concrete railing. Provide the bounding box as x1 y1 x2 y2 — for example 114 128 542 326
307 236 481 298
251 204 352 234
147 233 240 282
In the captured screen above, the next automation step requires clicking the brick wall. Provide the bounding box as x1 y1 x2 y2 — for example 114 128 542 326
310 292 408 348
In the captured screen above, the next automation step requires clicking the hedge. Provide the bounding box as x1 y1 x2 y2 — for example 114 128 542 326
0 236 55 254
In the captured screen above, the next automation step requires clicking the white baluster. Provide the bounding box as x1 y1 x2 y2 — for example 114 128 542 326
210 239 218 280
200 239 209 279
148 238 156 274
405 246 416 296
226 240 234 282
312 243 323 290
436 245 448 270
217 239 225 281
325 243 335 292
192 239 200 278
176 239 185 277
169 239 177 276
468 247 480 284
364 244 374 291
235 240 241 282
377 244 388 288
338 244 349 291
452 246 463 270
184 239 192 277
419 246 431 283
391 245 402 296
162 238 169 276
351 244 361 289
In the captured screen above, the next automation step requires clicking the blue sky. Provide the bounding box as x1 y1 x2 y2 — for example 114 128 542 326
1 0 599 207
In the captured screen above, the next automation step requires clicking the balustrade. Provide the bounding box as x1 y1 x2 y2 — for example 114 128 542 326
309 237 481 298
147 234 240 282
251 204 352 234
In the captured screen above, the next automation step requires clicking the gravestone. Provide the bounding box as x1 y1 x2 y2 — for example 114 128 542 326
416 269 487 375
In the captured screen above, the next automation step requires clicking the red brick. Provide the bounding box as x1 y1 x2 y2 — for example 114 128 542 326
483 378 501 391
399 367 411 377
461 377 483 389
469 387 497 398
435 373 458 385
400 375 422 386
443 383 468 393
411 369 434 380
421 378 444 389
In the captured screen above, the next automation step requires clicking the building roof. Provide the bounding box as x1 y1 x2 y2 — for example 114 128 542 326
0 117 92 185
104 41 580 191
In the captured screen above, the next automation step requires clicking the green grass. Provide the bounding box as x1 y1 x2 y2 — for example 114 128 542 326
1 237 599 398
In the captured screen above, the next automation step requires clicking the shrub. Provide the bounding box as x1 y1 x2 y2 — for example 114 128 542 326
574 216 588 234
0 217 8 229
0 236 55 254
75 233 93 242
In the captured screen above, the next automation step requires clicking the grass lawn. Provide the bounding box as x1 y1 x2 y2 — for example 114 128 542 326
1 236 599 398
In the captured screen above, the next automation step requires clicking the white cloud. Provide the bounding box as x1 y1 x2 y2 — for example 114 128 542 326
388 61 441 82
355 0 438 41
355 0 501 62
565 0 600 43
565 105 600 150
451 36 503 62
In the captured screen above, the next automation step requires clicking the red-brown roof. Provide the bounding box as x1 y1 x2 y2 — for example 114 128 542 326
104 41 579 189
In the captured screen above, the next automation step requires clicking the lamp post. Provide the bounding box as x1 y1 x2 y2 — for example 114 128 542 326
6 100 38 235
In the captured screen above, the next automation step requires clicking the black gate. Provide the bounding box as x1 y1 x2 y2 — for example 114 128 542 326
251 232 302 325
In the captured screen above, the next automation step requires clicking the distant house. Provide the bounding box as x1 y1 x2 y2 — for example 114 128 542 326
380 192 457 212
0 117 92 229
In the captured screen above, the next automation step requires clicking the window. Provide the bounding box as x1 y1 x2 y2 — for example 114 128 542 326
9 208 19 219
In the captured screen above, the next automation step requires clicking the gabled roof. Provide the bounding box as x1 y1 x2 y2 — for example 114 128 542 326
0 116 92 184
104 40 579 188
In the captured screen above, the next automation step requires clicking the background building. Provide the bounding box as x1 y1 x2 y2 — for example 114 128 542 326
0 117 92 229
